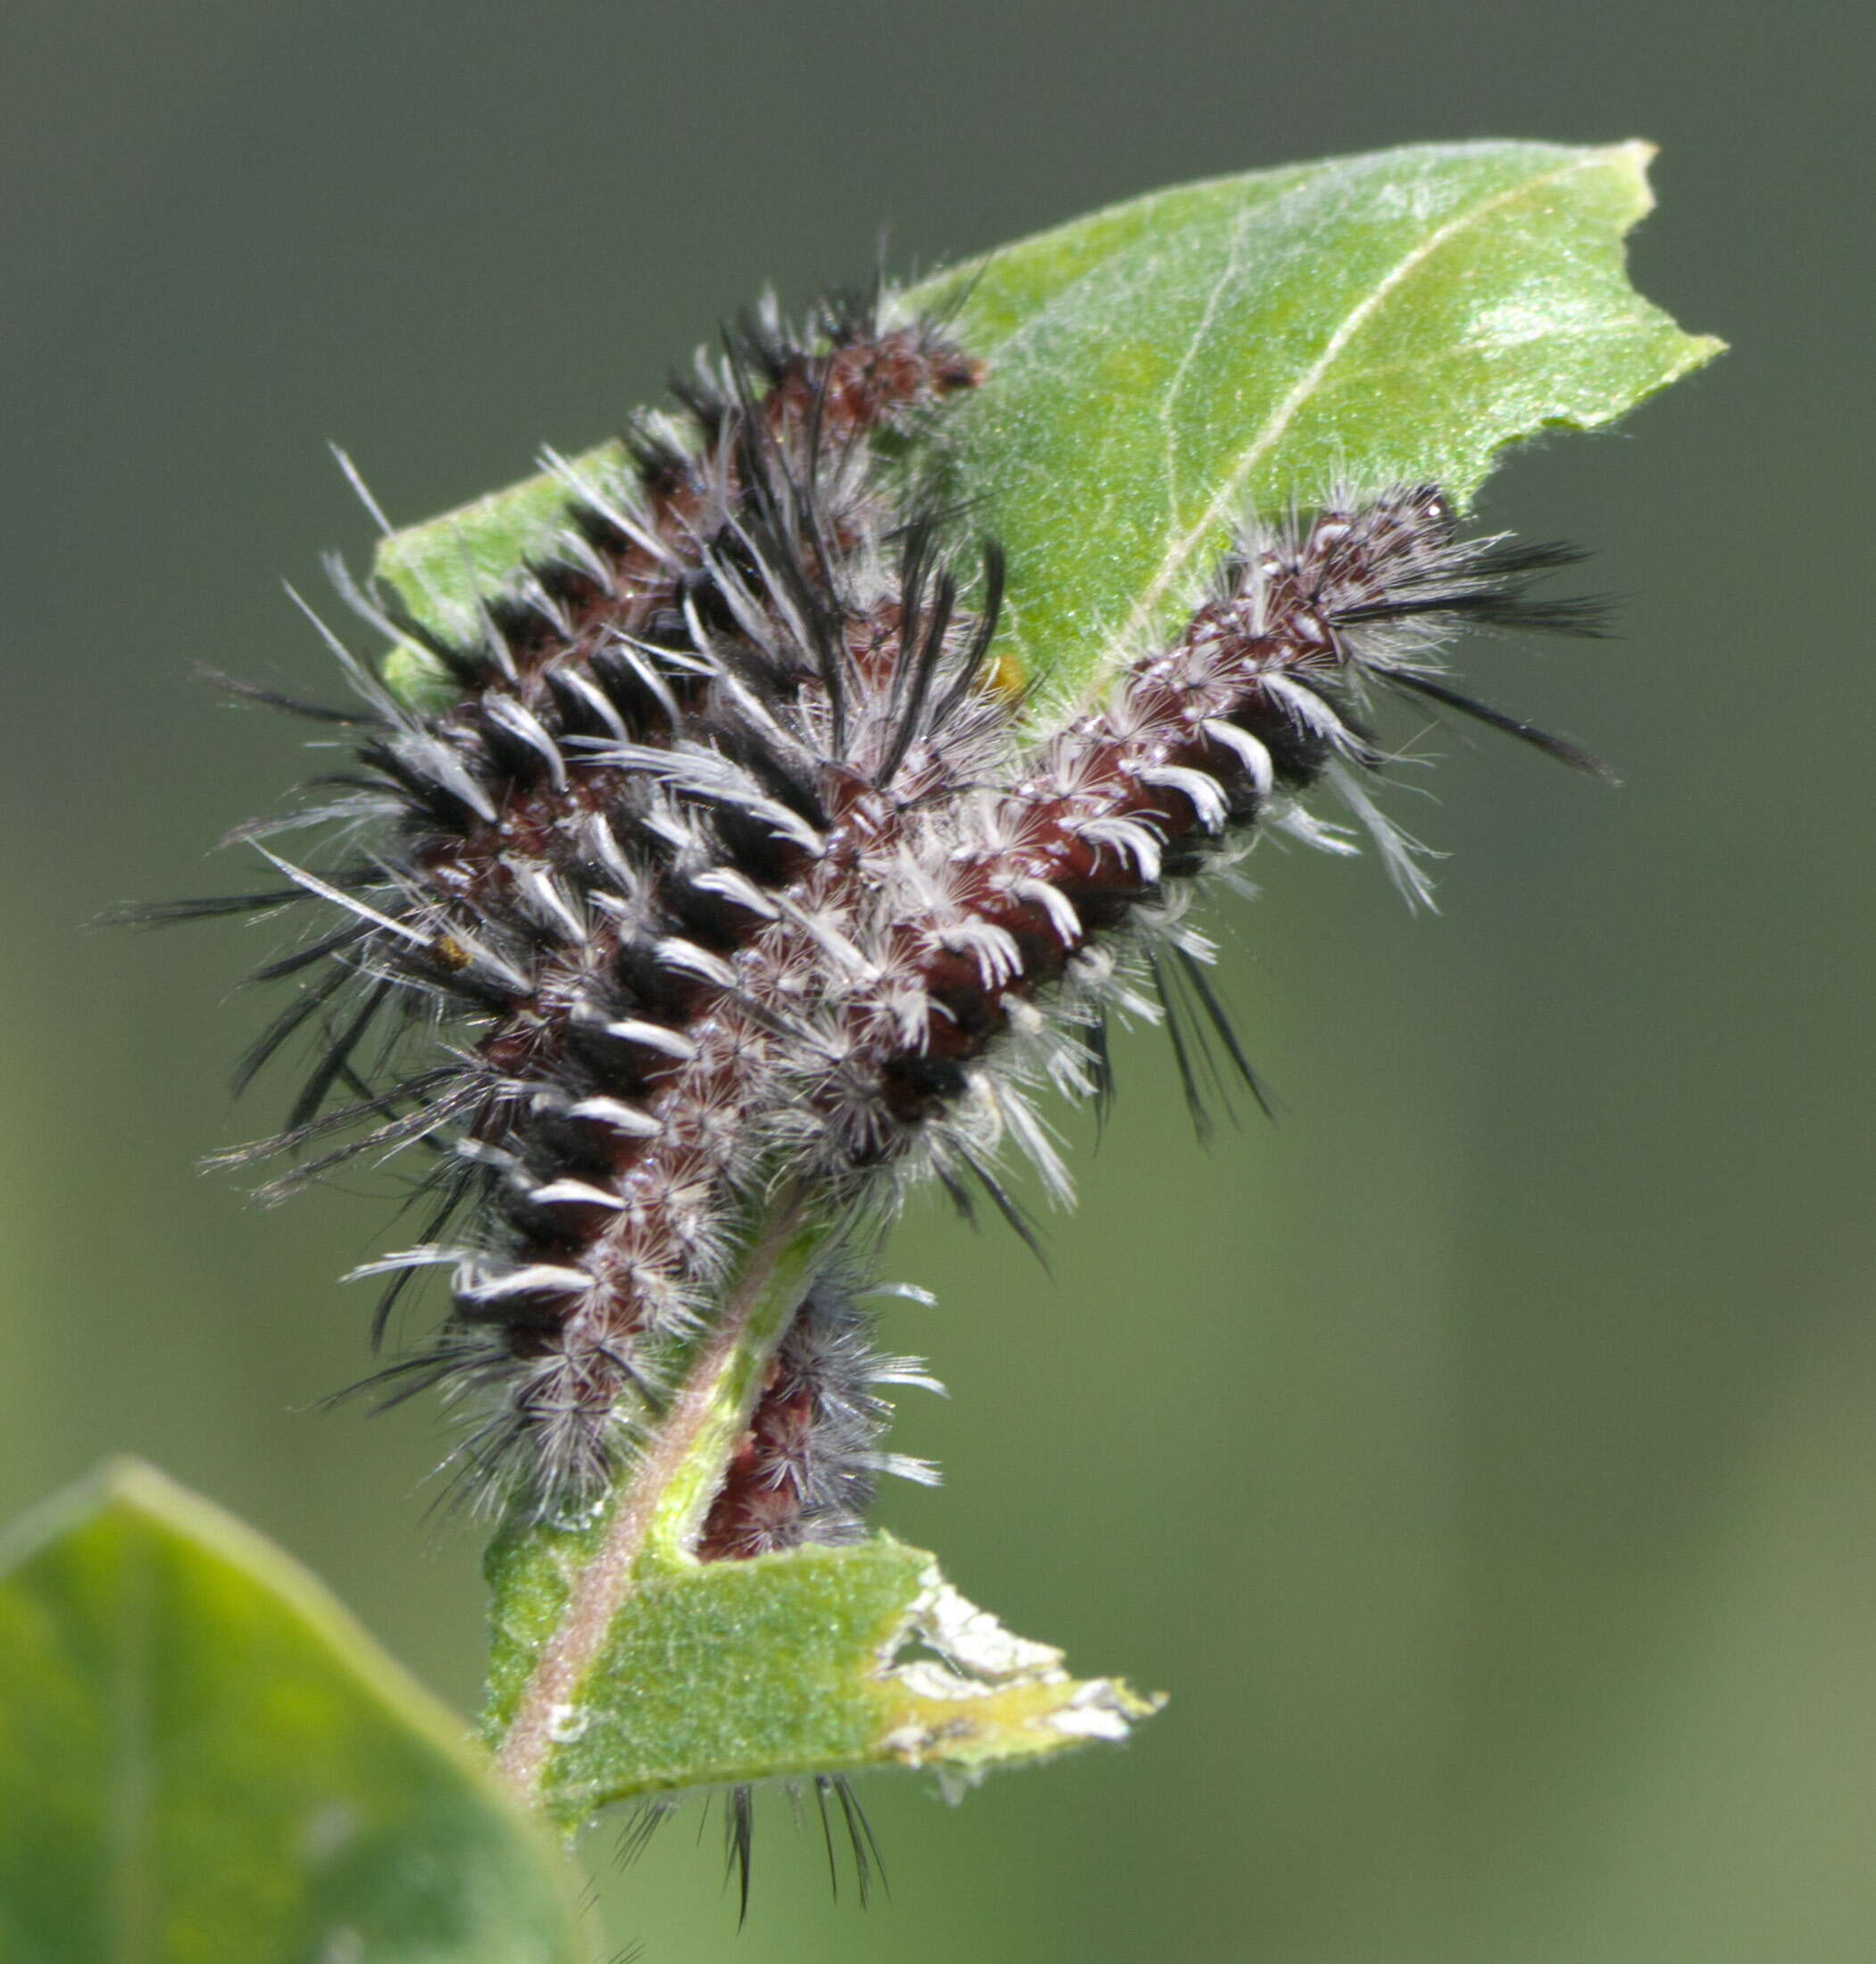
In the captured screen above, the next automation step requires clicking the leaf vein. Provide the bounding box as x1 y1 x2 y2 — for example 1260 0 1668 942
1105 150 1612 667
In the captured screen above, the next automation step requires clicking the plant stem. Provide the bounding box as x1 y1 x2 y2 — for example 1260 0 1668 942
488 1183 833 1804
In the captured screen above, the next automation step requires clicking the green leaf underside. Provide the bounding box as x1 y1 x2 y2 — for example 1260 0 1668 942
0 1461 580 1964
483 1526 1161 1826
374 138 1717 715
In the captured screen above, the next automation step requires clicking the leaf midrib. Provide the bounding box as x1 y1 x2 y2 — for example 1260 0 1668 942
1102 149 1609 672
108 1525 154 1964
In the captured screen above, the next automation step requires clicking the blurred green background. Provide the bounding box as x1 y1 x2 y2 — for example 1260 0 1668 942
4 4 1865 1960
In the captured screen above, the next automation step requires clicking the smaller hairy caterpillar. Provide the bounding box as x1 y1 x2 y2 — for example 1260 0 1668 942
143 279 1605 1545
696 1267 943 1561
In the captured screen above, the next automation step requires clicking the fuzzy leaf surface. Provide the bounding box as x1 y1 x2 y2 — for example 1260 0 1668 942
481 1525 1161 1825
374 139 1717 715
906 138 1720 705
0 1461 582 1964
472 1206 1160 1819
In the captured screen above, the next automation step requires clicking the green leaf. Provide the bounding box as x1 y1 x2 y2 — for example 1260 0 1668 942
371 140 1717 720
906 138 1722 706
475 1199 1158 1821
0 1460 584 1964
482 1525 1161 1825
377 446 627 712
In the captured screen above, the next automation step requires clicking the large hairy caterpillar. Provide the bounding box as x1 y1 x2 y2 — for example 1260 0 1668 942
146 281 1604 1535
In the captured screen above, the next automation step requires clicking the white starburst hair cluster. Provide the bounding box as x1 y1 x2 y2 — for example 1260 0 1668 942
149 278 1605 1526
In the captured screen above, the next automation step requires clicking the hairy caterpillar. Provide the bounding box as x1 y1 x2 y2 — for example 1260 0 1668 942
146 281 1604 1534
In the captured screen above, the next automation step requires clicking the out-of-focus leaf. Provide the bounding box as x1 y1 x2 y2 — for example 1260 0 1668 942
0 1460 584 1964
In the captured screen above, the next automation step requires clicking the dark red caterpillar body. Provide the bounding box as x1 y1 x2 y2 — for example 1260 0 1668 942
209 295 1001 1502
156 284 1603 1518
696 1273 940 1560
811 487 1607 1155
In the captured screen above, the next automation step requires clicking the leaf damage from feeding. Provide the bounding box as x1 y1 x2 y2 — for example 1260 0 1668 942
484 1529 1161 1823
